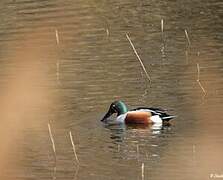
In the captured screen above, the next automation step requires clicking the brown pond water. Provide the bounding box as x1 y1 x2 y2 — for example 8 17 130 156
0 0 223 180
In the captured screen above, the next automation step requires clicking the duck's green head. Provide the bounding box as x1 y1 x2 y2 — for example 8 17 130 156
101 100 128 122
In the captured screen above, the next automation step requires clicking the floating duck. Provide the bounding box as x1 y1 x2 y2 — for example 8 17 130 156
101 100 175 124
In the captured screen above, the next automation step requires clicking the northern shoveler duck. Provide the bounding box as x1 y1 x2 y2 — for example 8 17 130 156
101 100 175 124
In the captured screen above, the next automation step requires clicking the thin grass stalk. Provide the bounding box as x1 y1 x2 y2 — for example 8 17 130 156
161 19 164 34
56 61 60 82
141 163 144 180
184 29 191 46
69 131 79 164
126 33 151 82
55 29 59 45
196 63 206 94
192 144 196 163
185 50 189 64
106 28 109 37
160 19 166 61
52 166 57 180
193 145 196 154
136 144 139 161
117 144 120 152
55 29 60 83
48 123 56 160
73 164 80 180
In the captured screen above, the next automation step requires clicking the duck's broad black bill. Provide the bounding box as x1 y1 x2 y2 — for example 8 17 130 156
101 110 113 122
101 106 116 122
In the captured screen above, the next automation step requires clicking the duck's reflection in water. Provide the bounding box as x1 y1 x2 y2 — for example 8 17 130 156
104 123 173 160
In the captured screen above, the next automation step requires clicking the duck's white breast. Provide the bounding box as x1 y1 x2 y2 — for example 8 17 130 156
116 113 127 123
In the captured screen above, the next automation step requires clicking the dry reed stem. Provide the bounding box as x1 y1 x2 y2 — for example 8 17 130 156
196 63 206 94
56 61 60 80
56 61 59 71
55 29 59 45
52 166 57 180
48 123 56 160
73 164 80 180
126 33 151 82
185 50 189 64
141 163 144 180
184 29 191 46
69 131 79 164
106 28 109 36
160 19 166 60
55 29 60 83
161 19 164 34
192 144 196 164
117 144 120 152
192 145 196 154
136 144 139 158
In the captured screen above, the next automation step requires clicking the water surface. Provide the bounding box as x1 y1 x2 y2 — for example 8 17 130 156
0 0 223 180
